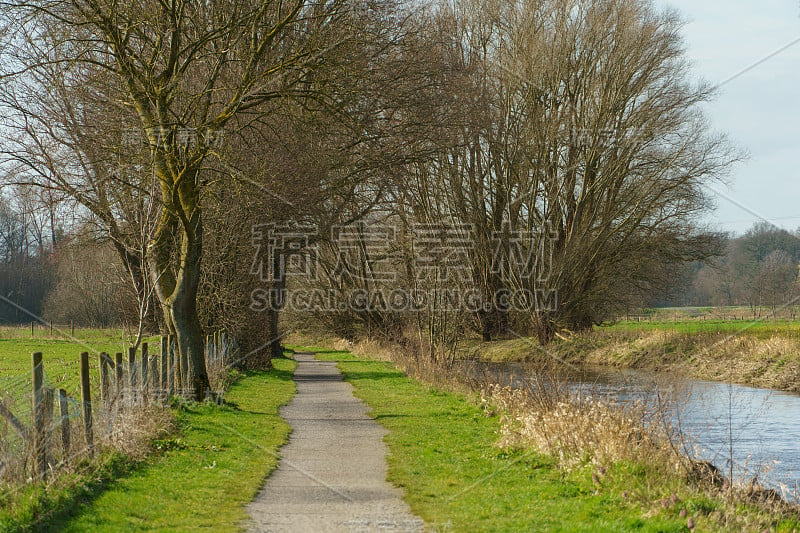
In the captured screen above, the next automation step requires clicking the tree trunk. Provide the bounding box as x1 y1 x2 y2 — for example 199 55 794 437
477 271 509 342
478 306 509 342
170 211 209 400
266 306 282 360
266 250 285 362
534 314 555 345
147 188 210 400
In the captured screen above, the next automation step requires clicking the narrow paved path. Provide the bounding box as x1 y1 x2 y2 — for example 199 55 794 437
247 352 423 532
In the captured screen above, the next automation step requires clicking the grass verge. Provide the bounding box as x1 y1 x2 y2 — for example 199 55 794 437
0 451 134 533
310 348 800 532
3 357 296 533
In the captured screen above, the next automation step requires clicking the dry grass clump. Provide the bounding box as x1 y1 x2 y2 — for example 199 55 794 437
0 431 27 484
331 337 355 353
0 401 175 491
317 332 476 393
207 357 241 396
96 403 175 461
365 339 477 393
481 381 800 529
483 383 674 470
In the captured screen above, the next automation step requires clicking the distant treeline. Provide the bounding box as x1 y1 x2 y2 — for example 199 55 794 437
653 222 800 309
0 193 56 324
0 193 135 326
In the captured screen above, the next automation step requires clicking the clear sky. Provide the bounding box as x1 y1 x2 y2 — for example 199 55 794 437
657 0 800 236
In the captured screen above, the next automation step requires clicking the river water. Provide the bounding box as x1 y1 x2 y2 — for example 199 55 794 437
463 361 800 500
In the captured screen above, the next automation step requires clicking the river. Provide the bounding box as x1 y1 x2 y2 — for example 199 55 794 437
463 361 800 500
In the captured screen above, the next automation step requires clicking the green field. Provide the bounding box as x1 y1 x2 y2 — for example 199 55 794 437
601 318 800 337
0 326 159 398
624 306 800 322
1 326 298 532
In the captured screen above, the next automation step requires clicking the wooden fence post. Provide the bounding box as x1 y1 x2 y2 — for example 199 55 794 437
160 336 168 401
58 388 70 456
168 337 175 396
43 388 54 470
30 321 34 337
32 352 46 479
180 338 188 396
43 387 54 422
149 355 158 399
80 352 94 456
168 334 176 389
99 353 111 405
213 331 218 362
128 346 137 405
115 352 124 402
168 334 180 390
141 342 149 400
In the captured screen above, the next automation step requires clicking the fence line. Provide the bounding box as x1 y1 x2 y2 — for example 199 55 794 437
618 311 800 323
0 331 235 484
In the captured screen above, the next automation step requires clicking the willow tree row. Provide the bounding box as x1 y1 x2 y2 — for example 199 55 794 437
299 0 736 347
0 0 737 385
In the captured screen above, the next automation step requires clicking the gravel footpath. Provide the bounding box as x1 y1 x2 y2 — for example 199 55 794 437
247 352 423 532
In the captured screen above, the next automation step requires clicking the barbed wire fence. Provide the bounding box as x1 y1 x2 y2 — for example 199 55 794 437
0 331 238 486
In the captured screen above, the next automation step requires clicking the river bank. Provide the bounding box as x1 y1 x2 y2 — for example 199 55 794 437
298 343 800 532
464 325 800 393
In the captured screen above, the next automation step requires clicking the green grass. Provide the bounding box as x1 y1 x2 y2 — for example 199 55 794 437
308 349 681 531
0 327 159 397
7 357 297 533
0 451 135 533
308 348 800 532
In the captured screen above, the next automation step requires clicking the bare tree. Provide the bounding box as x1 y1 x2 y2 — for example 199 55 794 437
0 54 162 342
44 235 138 327
751 250 799 311
0 0 374 398
401 0 737 344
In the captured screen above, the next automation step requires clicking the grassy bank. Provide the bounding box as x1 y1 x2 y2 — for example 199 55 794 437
1 358 296 532
306 347 800 532
463 324 800 393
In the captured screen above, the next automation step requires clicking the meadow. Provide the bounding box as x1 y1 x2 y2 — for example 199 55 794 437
0 325 159 398
603 318 800 337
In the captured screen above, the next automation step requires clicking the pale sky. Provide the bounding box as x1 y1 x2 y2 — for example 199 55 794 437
657 0 800 235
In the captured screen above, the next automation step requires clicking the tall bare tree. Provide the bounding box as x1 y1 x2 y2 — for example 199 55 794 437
1 0 372 398
402 0 737 344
